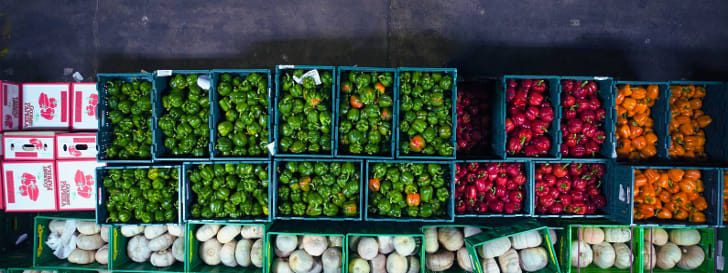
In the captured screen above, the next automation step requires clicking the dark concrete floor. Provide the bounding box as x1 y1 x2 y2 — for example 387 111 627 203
0 0 727 82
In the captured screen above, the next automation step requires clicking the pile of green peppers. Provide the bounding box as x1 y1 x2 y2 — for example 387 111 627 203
188 163 269 219
398 71 455 157
103 168 178 223
338 71 394 156
157 74 210 157
277 69 333 154
215 73 270 157
368 162 450 218
277 161 360 217
102 78 153 159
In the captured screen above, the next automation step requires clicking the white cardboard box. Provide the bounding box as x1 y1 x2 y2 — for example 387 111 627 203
0 80 21 132
56 133 97 159
2 161 57 212
56 160 105 211
3 132 56 160
70 82 98 130
22 83 70 129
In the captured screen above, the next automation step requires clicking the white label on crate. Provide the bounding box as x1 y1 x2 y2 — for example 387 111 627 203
618 185 626 202
717 255 725 271
2 82 21 131
266 142 276 155
157 70 173 77
293 70 322 85
594 76 609 80
278 65 295 69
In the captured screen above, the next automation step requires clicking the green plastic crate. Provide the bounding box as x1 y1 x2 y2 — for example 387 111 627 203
185 222 268 273
464 220 561 273
266 221 347 273
641 226 716 273
33 216 109 271
109 224 185 272
346 222 425 273
421 224 487 273
564 224 641 273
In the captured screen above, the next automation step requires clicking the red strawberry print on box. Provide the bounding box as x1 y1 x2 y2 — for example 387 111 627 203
57 160 104 211
21 83 70 129
0 81 21 132
3 133 56 160
2 161 57 212
71 83 98 130
56 133 97 159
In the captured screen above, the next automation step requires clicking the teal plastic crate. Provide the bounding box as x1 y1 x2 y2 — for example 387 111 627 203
185 221 268 273
33 216 110 271
210 69 273 160
607 165 721 226
612 81 670 162
152 70 213 161
454 159 533 218
95 165 182 225
558 76 616 159
532 159 610 218
335 66 398 159
109 224 185 272
96 73 154 163
396 67 457 160
364 160 455 222
266 221 346 273
456 79 501 160
274 65 336 158
182 161 272 223
721 168 726 227
666 81 728 164
500 75 561 159
272 158 364 221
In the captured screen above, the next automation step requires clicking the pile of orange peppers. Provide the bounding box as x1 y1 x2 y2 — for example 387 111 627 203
668 84 712 159
633 168 707 223
615 84 659 160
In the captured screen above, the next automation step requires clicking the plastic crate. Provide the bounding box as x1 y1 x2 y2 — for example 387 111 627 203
335 66 398 159
274 65 336 158
152 70 213 161
607 165 721 226
210 69 273 161
613 81 670 162
396 67 457 160
642 226 716 273
454 159 533 218
559 77 616 159
109 224 185 272
33 216 109 271
272 158 364 221
464 220 561 273
456 79 501 160
185 221 268 273
564 225 641 273
346 222 426 273
666 81 728 164
421 224 487 273
533 159 610 218
182 161 272 223
364 160 455 222
265 221 346 273
96 73 154 163
499 75 561 159
721 169 726 227
95 165 182 225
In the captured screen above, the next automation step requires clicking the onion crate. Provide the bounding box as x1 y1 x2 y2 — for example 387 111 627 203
109 224 185 272
565 225 641 273
274 65 336 158
641 226 716 273
266 221 347 273
558 76 615 159
96 73 154 163
347 222 425 273
421 224 487 273
33 216 110 271
185 222 268 273
454 160 533 218
210 69 273 161
464 220 561 273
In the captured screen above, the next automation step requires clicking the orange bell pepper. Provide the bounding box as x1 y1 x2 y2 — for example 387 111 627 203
618 124 631 139
635 173 648 188
633 100 648 114
635 204 656 219
696 179 704 192
645 133 658 144
647 85 659 99
674 209 689 220
679 179 697 193
657 190 672 203
673 115 691 125
622 97 637 111
645 117 654 128
633 113 649 126
632 136 647 150
693 109 704 118
689 98 702 109
684 169 701 181
689 211 706 223
656 209 672 219
693 197 708 211
668 169 685 181
655 173 670 189
640 144 657 158
697 115 712 128
679 122 695 135
632 87 647 99
644 169 660 183
672 192 689 208
630 125 643 138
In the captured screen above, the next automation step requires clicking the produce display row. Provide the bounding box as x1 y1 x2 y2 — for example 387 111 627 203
30 217 718 273
97 70 728 163
93 161 727 226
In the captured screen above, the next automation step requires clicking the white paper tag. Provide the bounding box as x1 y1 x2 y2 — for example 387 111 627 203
278 65 295 69
197 75 211 90
618 185 626 202
157 70 173 77
594 76 609 80
266 142 276 155
293 70 322 85
717 255 725 271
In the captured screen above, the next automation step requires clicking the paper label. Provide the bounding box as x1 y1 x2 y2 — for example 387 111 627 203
293 70 322 85
266 142 276 155
618 185 626 202
57 161 105 211
278 65 295 69
4 135 55 160
22 83 70 129
56 134 98 159
1 82 21 131
2 162 57 211
157 70 173 77
71 83 99 130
